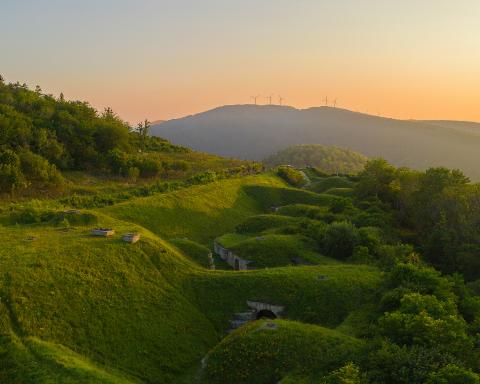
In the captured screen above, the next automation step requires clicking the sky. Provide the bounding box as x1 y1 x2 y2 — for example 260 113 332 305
2 0 480 124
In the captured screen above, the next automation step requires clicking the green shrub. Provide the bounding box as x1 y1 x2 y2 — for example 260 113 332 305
19 150 64 188
427 364 480 384
277 166 307 187
322 222 360 260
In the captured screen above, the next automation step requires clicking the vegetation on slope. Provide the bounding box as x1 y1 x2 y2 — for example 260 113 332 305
200 319 363 384
309 175 355 193
103 174 286 244
264 144 367 174
170 238 212 268
0 79 250 197
217 233 335 268
0 214 217 383
184 264 382 330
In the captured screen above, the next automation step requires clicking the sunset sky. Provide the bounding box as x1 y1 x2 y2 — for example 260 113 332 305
2 0 480 124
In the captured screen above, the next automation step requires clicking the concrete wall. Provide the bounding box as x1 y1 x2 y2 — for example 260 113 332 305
213 241 251 271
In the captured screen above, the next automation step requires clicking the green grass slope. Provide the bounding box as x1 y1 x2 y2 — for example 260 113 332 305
0 333 137 383
0 217 217 383
0 174 383 383
242 185 341 211
184 264 381 331
235 214 306 234
102 175 287 244
170 238 212 267
200 319 363 384
308 176 355 194
217 233 336 268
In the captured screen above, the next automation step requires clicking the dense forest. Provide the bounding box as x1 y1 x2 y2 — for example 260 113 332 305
0 76 193 194
264 144 367 174
355 159 480 281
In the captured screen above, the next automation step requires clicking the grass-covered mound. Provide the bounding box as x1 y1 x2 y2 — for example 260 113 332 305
235 214 305 234
227 234 335 268
309 176 355 194
200 319 363 384
324 187 355 197
263 144 367 174
276 204 329 220
243 185 341 211
184 264 382 331
0 216 218 383
103 175 286 245
171 238 212 268
0 334 137 383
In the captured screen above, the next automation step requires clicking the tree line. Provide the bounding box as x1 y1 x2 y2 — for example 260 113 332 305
0 76 187 194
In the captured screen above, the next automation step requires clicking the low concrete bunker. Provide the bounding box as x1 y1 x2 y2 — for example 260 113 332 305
229 301 285 332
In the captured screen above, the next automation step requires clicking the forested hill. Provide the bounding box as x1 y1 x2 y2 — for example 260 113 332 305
151 105 480 180
263 144 367 174
0 78 249 196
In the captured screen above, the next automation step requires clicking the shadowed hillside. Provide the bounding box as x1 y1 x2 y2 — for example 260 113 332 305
151 105 480 180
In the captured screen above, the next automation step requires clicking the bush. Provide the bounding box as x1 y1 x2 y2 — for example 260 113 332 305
426 364 480 384
136 158 164 178
0 149 26 193
322 222 359 260
277 166 306 187
19 150 64 189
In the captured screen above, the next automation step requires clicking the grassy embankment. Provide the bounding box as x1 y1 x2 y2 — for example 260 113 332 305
0 173 382 383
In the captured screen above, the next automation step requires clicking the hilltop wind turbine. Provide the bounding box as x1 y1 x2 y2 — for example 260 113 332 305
278 95 285 106
251 95 261 105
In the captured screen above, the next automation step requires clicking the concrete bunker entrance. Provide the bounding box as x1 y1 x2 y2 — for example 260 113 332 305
256 309 277 320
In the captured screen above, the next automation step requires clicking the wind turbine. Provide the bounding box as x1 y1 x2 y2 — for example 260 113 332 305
266 94 273 105
333 98 337 108
278 95 285 106
251 95 261 105
324 96 328 107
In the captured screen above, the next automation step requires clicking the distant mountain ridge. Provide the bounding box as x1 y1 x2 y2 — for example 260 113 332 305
151 105 480 180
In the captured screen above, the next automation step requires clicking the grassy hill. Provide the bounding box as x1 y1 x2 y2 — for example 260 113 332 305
200 319 364 384
216 233 337 268
102 174 286 245
0 174 384 383
263 144 367 174
0 213 219 383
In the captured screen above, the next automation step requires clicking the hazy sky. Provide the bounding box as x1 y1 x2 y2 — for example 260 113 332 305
2 0 480 123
